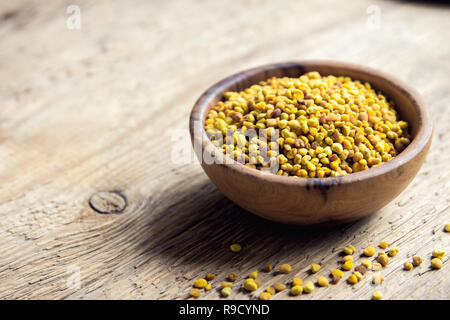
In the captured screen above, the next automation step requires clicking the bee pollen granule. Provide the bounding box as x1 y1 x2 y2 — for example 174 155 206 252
303 281 315 293
388 247 399 257
412 255 423 266
403 262 413 271
193 278 207 289
273 282 287 292
377 254 389 267
354 264 368 275
292 277 303 286
259 292 271 300
363 246 376 257
372 274 385 285
431 258 443 269
361 259 372 269
228 273 238 282
263 264 273 272
205 72 411 178
331 274 342 284
331 269 344 278
342 260 353 271
317 276 329 287
372 290 383 300
353 271 363 281
372 262 383 271
291 285 303 296
279 264 292 274
266 286 276 295
243 279 258 292
342 255 353 262
230 243 242 253
379 241 389 249
205 273 215 281
331 269 344 284
343 245 357 255
347 274 358 284
221 287 232 297
189 288 201 298
432 250 445 259
311 263 321 273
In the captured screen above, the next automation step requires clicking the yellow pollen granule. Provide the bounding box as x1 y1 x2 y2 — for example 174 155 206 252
310 263 321 273
221 282 233 288
292 277 303 286
379 241 389 249
193 278 207 289
205 273 215 281
372 274 385 284
344 245 356 255
361 259 372 269
432 250 445 259
205 72 410 178
347 274 358 284
189 289 201 298
403 262 413 270
259 292 271 300
331 269 344 278
364 246 376 257
273 282 286 292
377 254 389 267
342 255 353 262
388 247 399 257
279 264 292 274
431 258 443 269
317 276 329 287
266 287 276 295
291 285 303 296
263 264 273 272
303 281 314 293
342 260 353 271
372 290 383 300
243 279 258 291
230 243 242 253
221 287 232 297
412 255 423 266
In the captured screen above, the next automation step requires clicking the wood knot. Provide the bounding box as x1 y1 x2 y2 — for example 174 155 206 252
89 191 127 214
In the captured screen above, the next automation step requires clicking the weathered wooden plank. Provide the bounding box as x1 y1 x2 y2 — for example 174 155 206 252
0 0 448 300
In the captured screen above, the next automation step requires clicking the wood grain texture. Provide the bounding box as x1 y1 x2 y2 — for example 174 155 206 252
0 0 449 299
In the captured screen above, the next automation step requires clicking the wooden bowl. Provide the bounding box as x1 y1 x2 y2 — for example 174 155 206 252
189 61 433 225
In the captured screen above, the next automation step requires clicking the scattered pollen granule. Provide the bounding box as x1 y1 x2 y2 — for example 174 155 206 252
372 290 383 300
230 243 242 253
263 264 273 272
189 288 201 298
310 263 321 273
279 263 292 274
291 285 303 296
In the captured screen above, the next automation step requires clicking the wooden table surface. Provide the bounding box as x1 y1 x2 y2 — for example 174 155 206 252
0 0 449 300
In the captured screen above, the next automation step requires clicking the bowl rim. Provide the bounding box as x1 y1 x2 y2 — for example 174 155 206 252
189 60 433 187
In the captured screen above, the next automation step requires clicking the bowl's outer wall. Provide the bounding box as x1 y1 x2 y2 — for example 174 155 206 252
190 62 433 225
199 137 431 225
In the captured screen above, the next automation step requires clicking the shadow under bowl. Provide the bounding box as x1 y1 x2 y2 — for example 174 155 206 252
189 61 433 225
